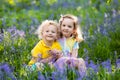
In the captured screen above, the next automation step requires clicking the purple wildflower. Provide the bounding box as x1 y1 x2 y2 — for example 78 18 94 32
76 77 82 80
113 0 119 4
0 32 4 42
84 48 88 54
85 56 89 68
75 69 86 79
7 27 16 34
17 30 25 37
51 71 67 80
62 2 69 8
38 71 45 80
48 14 54 19
0 63 16 80
116 59 120 69
88 60 98 73
101 59 111 72
7 27 25 38
112 9 117 17
99 25 107 35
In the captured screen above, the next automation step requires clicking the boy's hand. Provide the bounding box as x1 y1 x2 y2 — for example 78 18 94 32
48 49 63 58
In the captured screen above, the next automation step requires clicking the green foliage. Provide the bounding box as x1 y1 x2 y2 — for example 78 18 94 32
89 35 111 62
109 21 120 55
0 0 120 79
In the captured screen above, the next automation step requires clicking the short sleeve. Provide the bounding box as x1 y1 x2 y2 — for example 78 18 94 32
73 42 79 49
53 41 62 51
31 41 42 58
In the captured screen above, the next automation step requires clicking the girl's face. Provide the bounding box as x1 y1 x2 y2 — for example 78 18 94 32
61 18 74 38
42 25 57 42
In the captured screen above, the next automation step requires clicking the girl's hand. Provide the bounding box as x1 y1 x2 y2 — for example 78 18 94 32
48 49 63 58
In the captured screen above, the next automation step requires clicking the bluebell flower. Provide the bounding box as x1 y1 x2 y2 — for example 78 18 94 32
116 59 120 69
38 71 45 80
101 59 111 72
51 71 67 80
84 48 88 54
113 0 119 4
7 27 25 38
62 2 69 8
0 63 16 80
99 25 107 35
85 56 89 68
88 60 98 73
48 14 54 19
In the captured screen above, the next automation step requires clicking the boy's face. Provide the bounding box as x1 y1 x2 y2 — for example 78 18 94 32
61 18 74 38
42 25 57 42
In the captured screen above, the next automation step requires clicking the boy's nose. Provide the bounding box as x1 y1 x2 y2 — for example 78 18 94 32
48 32 52 35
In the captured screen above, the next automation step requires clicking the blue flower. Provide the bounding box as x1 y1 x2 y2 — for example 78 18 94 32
51 71 67 80
38 71 45 80
0 63 16 80
116 59 120 69
101 59 111 72
88 60 98 73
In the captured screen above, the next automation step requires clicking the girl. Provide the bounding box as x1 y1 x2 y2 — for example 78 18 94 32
54 14 86 77
28 20 62 70
59 14 83 57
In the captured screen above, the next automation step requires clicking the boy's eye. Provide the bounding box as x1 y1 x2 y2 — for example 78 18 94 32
46 30 49 32
62 24 65 27
52 31 55 33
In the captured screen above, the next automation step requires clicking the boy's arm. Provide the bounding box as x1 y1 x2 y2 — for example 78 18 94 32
40 56 53 63
39 50 63 63
28 57 38 65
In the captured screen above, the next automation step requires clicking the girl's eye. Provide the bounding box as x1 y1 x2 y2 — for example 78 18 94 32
68 25 72 28
46 30 49 32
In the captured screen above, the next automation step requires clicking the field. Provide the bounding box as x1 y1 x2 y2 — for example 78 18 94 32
0 0 120 80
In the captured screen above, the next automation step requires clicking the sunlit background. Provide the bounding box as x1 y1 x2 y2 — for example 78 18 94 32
0 0 120 80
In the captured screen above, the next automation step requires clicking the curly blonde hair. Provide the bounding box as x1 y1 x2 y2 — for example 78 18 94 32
36 20 60 40
59 14 83 42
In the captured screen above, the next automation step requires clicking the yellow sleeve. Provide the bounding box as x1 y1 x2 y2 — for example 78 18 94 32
28 57 37 65
54 41 62 50
28 41 42 65
31 41 42 57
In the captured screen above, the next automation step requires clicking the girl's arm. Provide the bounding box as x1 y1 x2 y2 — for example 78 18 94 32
71 41 79 58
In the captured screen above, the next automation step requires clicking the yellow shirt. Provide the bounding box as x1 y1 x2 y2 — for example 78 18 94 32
28 40 62 65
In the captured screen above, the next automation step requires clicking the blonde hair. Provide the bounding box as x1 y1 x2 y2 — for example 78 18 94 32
36 20 60 40
59 14 84 42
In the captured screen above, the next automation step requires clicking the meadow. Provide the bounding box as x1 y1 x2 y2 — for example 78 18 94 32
0 0 120 80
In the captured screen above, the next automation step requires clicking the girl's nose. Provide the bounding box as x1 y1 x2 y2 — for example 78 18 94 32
64 26 68 30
